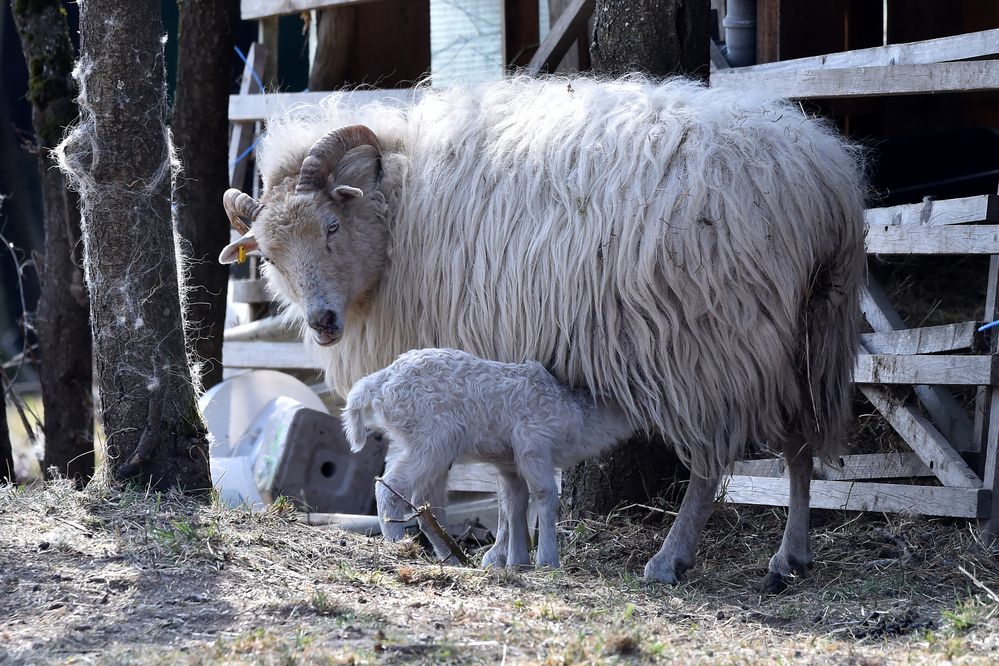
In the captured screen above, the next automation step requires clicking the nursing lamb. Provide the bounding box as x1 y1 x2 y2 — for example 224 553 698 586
342 348 633 568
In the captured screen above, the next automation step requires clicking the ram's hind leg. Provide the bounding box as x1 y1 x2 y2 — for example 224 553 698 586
643 472 719 584
763 434 813 593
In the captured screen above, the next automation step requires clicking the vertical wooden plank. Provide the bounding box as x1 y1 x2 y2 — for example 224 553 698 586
504 0 540 68
229 43 266 190
258 17 280 87
349 0 430 87
755 0 780 64
979 176 999 539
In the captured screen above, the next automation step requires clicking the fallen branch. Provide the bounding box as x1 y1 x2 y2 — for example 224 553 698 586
375 476 471 566
957 564 999 604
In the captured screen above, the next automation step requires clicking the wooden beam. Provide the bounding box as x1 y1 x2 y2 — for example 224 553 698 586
731 453 932 481
242 0 379 20
711 61 999 99
525 0 594 76
865 195 998 228
861 280 976 452
223 341 320 370
860 322 979 355
721 476 988 518
229 88 422 122
722 28 999 74
229 43 267 190
865 225 999 255
860 386 982 489
854 354 996 386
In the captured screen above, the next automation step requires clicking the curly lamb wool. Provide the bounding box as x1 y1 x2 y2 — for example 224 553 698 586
219 75 867 587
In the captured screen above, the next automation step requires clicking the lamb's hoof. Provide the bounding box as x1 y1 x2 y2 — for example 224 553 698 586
642 553 690 585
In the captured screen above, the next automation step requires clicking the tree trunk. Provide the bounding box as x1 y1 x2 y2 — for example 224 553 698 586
11 0 94 483
56 0 211 491
590 0 709 80
561 0 709 520
308 7 357 91
1 384 12 482
172 0 238 391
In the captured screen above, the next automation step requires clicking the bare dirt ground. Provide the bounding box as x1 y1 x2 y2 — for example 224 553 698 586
2 480 999 665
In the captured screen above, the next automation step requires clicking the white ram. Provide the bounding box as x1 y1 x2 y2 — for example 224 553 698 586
219 75 866 589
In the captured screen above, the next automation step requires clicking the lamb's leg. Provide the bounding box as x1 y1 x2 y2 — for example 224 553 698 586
763 435 813 593
502 470 531 567
402 437 463 565
482 471 514 569
377 447 412 542
515 445 560 568
643 471 719 584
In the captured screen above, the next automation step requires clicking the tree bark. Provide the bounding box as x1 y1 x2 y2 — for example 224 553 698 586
590 0 710 80
172 0 238 391
56 0 211 491
561 0 709 520
308 7 357 91
1 383 12 483
11 0 94 483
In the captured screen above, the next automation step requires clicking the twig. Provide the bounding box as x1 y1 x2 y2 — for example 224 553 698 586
375 476 471 566
0 367 37 445
957 564 999 604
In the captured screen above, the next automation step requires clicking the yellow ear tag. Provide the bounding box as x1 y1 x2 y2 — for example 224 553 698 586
237 245 247 264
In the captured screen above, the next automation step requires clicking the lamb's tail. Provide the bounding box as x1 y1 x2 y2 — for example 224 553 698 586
341 374 382 453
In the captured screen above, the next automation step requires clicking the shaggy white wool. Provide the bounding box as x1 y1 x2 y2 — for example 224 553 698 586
255 75 866 478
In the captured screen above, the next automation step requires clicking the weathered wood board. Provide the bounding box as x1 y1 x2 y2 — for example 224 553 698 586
865 195 997 228
711 61 999 99
715 28 999 75
722 475 987 518
860 322 978 355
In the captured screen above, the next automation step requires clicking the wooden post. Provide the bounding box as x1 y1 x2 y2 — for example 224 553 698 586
504 0 540 69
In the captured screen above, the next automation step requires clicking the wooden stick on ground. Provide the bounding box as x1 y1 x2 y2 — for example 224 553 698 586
375 476 471 566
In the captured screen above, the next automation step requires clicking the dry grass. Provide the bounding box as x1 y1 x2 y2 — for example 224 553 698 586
2 480 999 664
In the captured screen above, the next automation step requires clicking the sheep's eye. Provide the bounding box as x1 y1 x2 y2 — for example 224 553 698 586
327 219 340 238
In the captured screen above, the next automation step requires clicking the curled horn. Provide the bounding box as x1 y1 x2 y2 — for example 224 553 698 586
296 124 381 194
223 188 263 235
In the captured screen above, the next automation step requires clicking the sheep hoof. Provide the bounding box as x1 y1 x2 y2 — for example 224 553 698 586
481 549 507 569
642 555 687 585
761 572 788 594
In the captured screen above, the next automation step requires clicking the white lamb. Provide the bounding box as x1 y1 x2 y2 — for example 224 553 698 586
342 348 634 567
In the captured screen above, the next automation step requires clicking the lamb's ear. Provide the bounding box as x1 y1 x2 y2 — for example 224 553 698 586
219 232 262 265
333 185 364 206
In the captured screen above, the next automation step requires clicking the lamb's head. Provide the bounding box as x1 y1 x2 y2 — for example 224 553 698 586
219 125 390 347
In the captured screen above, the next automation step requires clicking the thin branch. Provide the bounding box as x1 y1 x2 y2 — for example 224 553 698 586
958 564 999 604
375 476 471 566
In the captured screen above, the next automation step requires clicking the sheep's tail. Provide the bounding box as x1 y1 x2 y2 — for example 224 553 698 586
341 373 382 453
799 212 866 460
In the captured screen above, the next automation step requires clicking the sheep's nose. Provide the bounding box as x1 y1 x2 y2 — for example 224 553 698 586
307 309 342 346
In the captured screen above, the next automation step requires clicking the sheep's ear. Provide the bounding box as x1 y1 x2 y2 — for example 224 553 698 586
331 144 379 198
333 185 364 206
219 232 262 265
